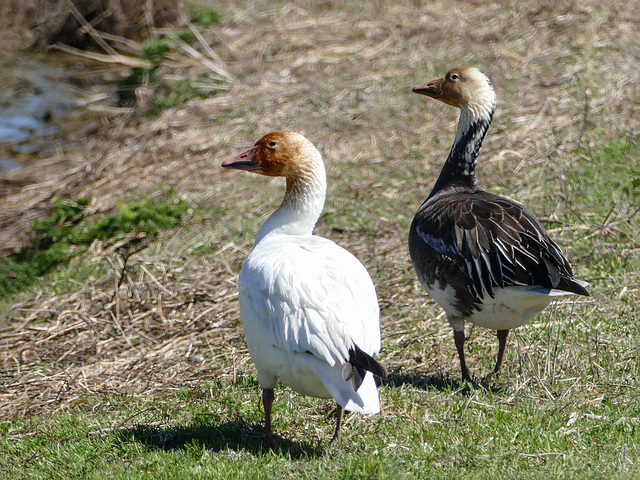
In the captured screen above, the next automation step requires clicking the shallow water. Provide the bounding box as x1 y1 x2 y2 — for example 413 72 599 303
0 59 78 172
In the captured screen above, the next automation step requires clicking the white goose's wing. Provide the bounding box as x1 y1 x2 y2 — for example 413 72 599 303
239 234 381 366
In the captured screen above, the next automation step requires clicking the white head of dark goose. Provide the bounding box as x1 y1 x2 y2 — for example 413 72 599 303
222 131 387 446
408 67 589 381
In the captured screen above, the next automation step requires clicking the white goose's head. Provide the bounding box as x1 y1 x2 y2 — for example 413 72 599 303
222 131 322 181
412 66 496 122
222 131 327 240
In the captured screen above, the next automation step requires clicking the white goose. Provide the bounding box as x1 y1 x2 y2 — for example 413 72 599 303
409 67 589 381
222 131 387 445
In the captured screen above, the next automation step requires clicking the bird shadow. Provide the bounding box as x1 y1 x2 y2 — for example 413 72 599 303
112 413 325 459
381 370 505 395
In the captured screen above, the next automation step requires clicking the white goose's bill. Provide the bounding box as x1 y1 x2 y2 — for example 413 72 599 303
221 146 259 170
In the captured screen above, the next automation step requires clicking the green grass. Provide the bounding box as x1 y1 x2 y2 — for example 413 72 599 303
0 193 189 298
2 137 638 477
3 142 638 477
541 137 640 282
146 77 214 118
565 137 640 217
2 377 639 479
117 3 228 116
187 1 226 27
117 66 157 106
141 38 171 63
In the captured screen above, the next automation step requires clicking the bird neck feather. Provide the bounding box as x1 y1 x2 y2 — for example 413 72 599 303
255 158 327 243
429 97 495 198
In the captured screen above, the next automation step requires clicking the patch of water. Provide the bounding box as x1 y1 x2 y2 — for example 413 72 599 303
0 157 22 172
0 59 78 172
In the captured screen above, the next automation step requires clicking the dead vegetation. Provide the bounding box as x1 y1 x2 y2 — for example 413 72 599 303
2 0 189 50
1 239 249 419
1 0 639 420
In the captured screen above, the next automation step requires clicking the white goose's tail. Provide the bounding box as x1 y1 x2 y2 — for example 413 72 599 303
317 367 381 415
315 345 387 415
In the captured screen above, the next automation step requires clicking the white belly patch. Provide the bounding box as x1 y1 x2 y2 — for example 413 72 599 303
425 282 566 330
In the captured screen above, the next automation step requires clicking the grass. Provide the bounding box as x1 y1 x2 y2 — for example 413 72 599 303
187 1 226 27
146 76 215 118
2 377 639 478
1 145 637 478
0 193 189 297
117 2 229 115
536 137 640 284
1 0 640 478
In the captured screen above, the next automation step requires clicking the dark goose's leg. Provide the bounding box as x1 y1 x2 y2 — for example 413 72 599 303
494 329 509 374
454 329 471 381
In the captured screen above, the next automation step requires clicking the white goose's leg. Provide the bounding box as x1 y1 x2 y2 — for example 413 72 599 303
331 404 344 444
262 388 276 447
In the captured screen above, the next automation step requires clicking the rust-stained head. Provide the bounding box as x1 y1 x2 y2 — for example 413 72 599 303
221 131 318 179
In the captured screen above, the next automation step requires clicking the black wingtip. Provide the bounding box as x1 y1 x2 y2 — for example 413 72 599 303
342 362 366 391
556 276 590 297
342 344 388 391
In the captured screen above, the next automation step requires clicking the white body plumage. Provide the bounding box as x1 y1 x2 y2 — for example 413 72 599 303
424 280 571 332
239 232 381 414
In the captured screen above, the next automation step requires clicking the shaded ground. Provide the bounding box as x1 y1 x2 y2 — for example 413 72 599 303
1 0 188 50
1 0 639 420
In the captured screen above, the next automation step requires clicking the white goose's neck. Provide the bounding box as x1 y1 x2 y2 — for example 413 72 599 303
255 152 327 244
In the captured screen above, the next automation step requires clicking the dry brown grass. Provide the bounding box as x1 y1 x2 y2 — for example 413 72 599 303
0 237 249 419
1 0 189 50
1 0 638 420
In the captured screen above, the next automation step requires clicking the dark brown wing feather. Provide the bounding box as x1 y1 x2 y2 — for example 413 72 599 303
409 190 589 302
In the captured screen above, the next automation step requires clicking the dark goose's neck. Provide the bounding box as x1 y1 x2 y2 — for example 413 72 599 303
428 100 495 198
